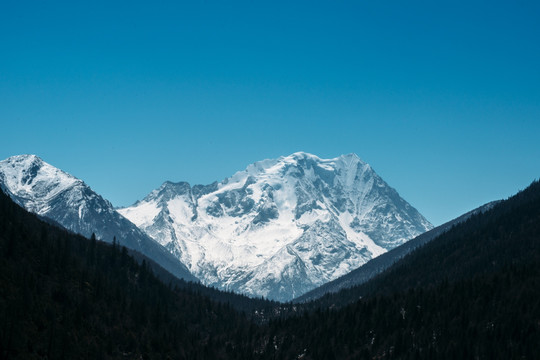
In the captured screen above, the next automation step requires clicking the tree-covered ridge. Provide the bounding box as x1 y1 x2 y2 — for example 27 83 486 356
0 189 266 359
264 257 540 359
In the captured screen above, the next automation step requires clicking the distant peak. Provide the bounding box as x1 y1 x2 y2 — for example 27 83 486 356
340 153 360 160
282 152 322 163
282 152 367 167
4 154 44 165
284 152 363 162
289 151 317 158
10 154 39 159
161 180 175 188
151 181 192 200
0 154 81 201
160 180 191 189
337 153 368 166
0 154 80 184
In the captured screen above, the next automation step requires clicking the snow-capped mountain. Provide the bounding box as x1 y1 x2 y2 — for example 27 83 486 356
119 152 433 301
0 154 196 282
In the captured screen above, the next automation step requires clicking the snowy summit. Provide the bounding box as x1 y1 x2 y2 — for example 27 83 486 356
119 152 433 301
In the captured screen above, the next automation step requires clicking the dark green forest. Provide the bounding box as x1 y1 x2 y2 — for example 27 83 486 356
1 180 540 359
0 189 264 359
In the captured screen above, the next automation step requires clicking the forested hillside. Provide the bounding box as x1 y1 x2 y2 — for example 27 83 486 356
0 189 263 359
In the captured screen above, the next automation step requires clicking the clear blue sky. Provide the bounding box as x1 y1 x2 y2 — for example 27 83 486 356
1 1 539 226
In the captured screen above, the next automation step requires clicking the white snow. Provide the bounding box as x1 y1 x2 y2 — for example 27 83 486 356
118 199 160 228
0 155 80 213
0 152 432 301
120 152 433 301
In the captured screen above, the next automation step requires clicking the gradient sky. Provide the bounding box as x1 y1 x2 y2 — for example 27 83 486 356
1 1 539 226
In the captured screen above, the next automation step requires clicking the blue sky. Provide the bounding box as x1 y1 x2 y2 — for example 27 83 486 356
1 1 539 226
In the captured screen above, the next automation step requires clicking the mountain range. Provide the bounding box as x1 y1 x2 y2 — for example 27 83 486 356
1 152 432 301
119 152 432 301
2 155 538 359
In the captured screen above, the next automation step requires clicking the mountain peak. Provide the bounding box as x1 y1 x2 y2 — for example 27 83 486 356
0 154 80 202
284 152 362 161
285 152 321 161
339 152 361 160
5 154 44 167
160 180 191 190
120 152 432 301
155 181 192 199
281 152 367 168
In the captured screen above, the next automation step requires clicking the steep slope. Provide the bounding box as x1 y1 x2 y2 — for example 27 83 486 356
119 152 432 301
0 154 196 282
295 201 500 302
302 179 540 310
